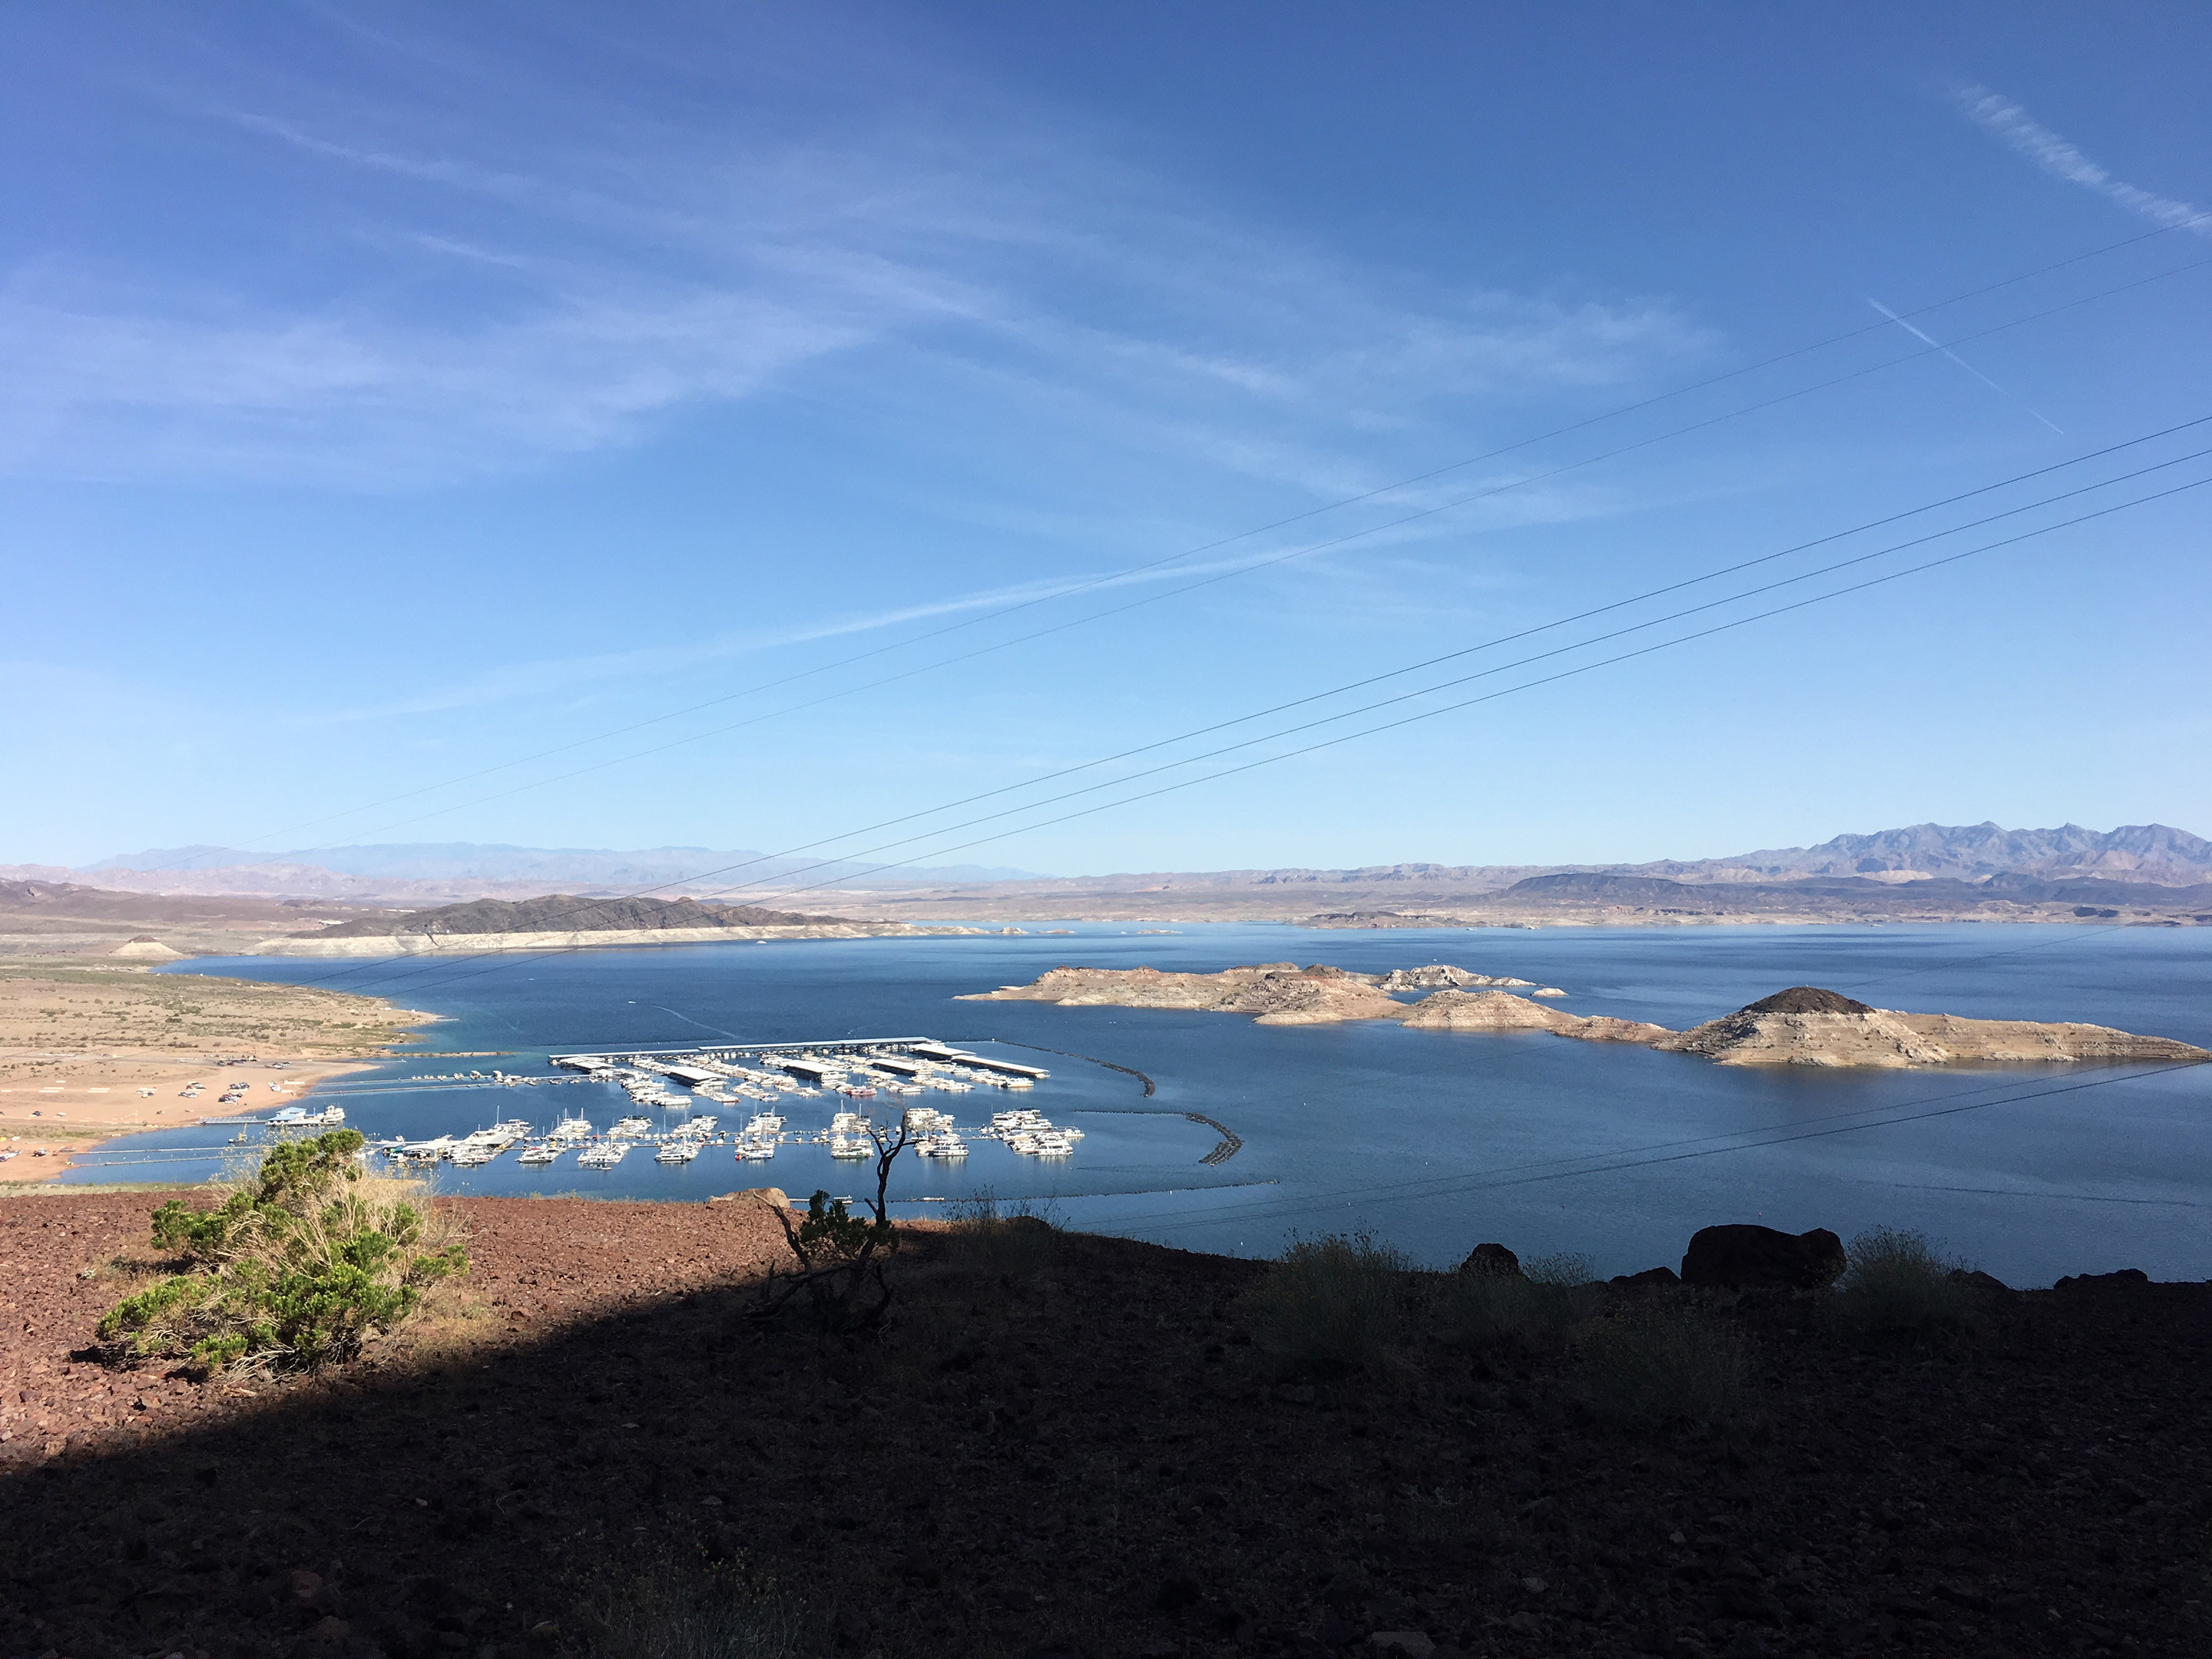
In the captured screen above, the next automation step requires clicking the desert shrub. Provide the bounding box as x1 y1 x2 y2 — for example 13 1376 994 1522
573 1548 798 1659
757 1124 912 1334
1247 1230 1411 1379
1433 1251 1599 1352
1575 1303 1749 1426
940 1187 1061 1277
1831 1225 1976 1336
100 1129 465 1374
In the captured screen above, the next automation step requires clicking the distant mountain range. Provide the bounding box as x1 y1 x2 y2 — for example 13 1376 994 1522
1 823 2203 909
1639 822 2212 886
84 842 1042 887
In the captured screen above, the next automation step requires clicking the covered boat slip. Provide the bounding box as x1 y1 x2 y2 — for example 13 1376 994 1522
551 1037 1050 1079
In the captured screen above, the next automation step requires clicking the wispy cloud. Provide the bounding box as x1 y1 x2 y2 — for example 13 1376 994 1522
0 14 1709 492
1955 84 2212 234
294 456 1632 729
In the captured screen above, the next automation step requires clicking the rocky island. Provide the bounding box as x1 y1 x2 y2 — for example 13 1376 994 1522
1650 985 2210 1067
961 962 1409 1025
964 965 2208 1068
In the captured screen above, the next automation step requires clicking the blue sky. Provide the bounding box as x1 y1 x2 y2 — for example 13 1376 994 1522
5 2 2210 882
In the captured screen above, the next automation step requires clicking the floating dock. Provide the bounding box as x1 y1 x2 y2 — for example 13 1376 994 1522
551 1038 1048 1079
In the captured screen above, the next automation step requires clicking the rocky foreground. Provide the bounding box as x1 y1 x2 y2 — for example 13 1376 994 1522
965 969 2208 1068
3 1192 2208 1659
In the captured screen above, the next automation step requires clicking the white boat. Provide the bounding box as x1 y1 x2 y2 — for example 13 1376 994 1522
578 1141 632 1168
518 1144 559 1165
611 1116 652 1136
655 1141 700 1164
549 1116 594 1142
829 1134 872 1161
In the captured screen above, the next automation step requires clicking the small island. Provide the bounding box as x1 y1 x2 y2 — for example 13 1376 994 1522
963 966 2208 1068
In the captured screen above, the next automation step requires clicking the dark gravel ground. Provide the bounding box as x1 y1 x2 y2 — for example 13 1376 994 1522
2 1192 2208 1659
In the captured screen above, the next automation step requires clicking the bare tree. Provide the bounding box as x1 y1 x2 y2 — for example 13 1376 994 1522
755 1119 911 1333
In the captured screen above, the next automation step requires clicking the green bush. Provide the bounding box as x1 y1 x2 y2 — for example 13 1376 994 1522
1575 1303 1749 1426
1832 1225 1976 1336
1247 1230 1410 1380
100 1129 465 1374
1433 1251 1598 1353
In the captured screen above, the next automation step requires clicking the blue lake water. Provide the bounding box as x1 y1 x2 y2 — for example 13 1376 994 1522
67 922 2212 1286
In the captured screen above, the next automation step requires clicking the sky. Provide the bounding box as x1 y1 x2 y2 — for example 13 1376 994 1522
5 1 2210 885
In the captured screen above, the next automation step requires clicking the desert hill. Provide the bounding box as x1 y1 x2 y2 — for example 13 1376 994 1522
311 893 849 937
0 878 396 955
11 822 2210 926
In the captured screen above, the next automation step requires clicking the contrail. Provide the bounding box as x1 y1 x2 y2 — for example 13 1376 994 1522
1957 85 2212 236
1869 298 2065 435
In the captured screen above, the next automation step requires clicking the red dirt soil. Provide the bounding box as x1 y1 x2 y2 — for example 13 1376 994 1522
2 1191 2209 1659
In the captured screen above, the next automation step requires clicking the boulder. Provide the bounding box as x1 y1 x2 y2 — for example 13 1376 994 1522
1680 1224 1846 1290
1948 1268 2012 1293
1609 1266 1681 1290
2054 1267 2151 1290
711 1187 792 1209
1459 1242 1522 1278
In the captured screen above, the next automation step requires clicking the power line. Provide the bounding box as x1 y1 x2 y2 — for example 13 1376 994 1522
263 247 2212 855
410 441 2212 919
328 411 2212 908
1094 1061 2205 1237
272 412 2212 993
131 225 2208 871
651 468 2212 920
308 465 2212 1001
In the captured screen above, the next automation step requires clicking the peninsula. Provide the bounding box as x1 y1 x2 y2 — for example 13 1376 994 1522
247 893 993 956
0 962 434 1180
962 966 2208 1068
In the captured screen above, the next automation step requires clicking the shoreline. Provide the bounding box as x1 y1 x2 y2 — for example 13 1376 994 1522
0 1051 404 1182
0 963 445 1182
244 920 1002 955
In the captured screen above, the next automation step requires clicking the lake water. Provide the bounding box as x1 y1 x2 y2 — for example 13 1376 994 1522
68 922 2212 1286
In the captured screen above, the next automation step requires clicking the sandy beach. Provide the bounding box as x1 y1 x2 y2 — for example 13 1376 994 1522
0 962 434 1181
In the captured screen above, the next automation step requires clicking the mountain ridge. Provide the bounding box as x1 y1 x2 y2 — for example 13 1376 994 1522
7 823 2205 909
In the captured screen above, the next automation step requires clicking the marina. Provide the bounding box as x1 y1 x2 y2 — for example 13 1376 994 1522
342 1038 1078 1174
70 921 2209 1286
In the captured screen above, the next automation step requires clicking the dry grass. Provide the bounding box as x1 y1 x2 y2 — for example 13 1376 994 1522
1831 1225 1979 1337
571 1548 802 1659
938 1187 1062 1277
1246 1230 1411 1380
1575 1303 1750 1427
1431 1251 1600 1353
